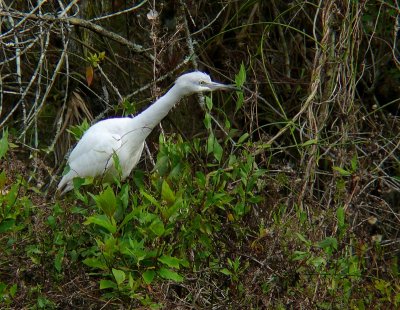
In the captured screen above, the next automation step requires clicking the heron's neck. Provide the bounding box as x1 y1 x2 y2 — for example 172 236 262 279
133 84 185 130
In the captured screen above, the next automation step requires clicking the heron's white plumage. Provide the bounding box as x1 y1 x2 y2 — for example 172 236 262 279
58 71 235 194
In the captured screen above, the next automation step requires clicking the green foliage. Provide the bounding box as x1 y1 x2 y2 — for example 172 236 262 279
333 153 359 177
74 120 265 301
220 257 249 283
0 133 93 306
0 136 30 236
290 212 370 308
0 129 9 160
234 62 246 112
374 279 400 307
0 282 17 306
67 119 90 141
86 51 106 67
121 98 137 115
36 295 56 309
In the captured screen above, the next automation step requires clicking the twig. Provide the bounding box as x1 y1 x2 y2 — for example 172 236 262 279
265 74 320 147
6 13 27 142
58 0 79 17
0 0 47 38
97 65 123 101
179 0 199 70
0 74 2 118
0 10 152 58
19 36 69 139
0 30 50 131
125 58 191 102
90 0 148 22
180 1 235 144
49 19 71 159
144 141 156 167
191 4 228 36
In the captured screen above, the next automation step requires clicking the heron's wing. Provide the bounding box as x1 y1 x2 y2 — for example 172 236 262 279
58 128 122 193
68 130 122 165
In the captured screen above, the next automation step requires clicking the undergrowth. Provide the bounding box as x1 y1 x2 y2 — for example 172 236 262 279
1 93 400 308
1 0 400 309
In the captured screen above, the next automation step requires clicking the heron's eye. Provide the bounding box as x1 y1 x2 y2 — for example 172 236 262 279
199 80 206 85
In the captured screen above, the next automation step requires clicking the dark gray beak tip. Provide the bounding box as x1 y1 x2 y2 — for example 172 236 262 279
231 85 242 91
221 84 241 91
208 81 242 91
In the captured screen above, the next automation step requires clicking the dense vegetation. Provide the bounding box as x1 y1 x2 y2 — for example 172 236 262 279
1 0 399 308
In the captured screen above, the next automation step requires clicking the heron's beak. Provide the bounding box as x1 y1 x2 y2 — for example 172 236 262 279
208 82 241 91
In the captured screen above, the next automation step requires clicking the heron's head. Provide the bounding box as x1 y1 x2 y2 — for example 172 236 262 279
175 71 237 95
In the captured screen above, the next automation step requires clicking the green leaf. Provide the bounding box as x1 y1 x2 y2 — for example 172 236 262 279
161 180 175 204
83 257 108 270
91 186 116 218
127 238 147 262
332 166 352 176
149 218 165 236
180 258 189 268
84 214 116 233
317 237 338 252
292 251 309 261
54 247 65 272
128 272 134 289
235 91 244 112
98 51 106 60
119 210 137 230
164 197 182 220
0 282 6 295
301 139 318 147
112 152 122 180
118 184 129 210
205 96 213 110
47 215 56 228
9 284 17 298
351 153 358 172
140 190 161 208
37 296 53 308
54 232 64 245
0 129 9 160
207 133 223 162
100 279 117 290
214 140 223 162
112 268 126 286
158 255 181 269
234 63 246 112
0 171 6 190
207 132 214 155
220 268 232 276
238 133 249 144
295 233 311 246
0 219 15 233
337 206 345 229
5 181 19 209
309 256 326 268
72 176 93 192
235 62 246 87
158 268 183 282
142 270 156 284
67 119 90 141
195 171 206 188
203 113 212 130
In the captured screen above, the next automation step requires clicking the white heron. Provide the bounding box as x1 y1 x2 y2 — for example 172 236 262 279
57 71 236 194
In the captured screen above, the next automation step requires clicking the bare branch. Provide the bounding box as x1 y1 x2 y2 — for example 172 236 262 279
0 9 153 58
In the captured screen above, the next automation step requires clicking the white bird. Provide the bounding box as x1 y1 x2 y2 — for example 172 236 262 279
57 71 236 194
